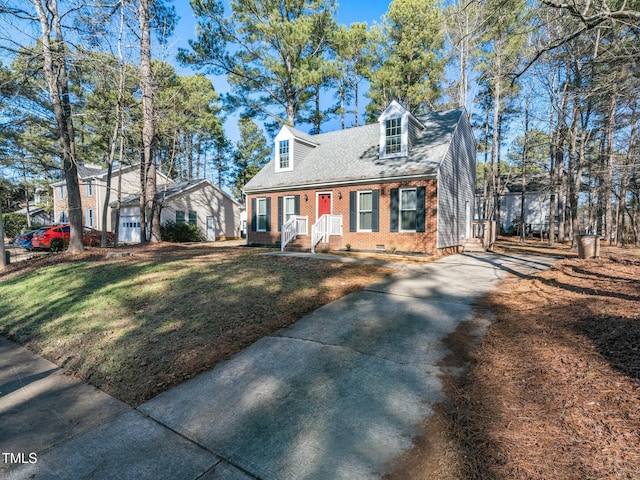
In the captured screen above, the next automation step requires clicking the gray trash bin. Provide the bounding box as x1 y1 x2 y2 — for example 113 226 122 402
577 235 600 259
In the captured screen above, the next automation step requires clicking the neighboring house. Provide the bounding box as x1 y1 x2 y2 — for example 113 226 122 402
11 188 52 226
52 163 171 231
243 101 476 254
12 207 51 227
486 174 559 236
114 179 243 243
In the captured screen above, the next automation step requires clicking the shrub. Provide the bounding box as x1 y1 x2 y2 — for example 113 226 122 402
160 221 204 243
2 213 28 238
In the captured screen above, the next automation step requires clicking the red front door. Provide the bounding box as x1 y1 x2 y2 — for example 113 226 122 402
318 193 332 217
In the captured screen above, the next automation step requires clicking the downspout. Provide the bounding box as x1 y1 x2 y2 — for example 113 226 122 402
244 192 249 246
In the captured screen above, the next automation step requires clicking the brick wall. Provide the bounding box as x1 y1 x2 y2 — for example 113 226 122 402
53 180 99 226
247 178 439 254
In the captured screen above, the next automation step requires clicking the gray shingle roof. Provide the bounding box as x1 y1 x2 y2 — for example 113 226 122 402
244 108 464 193
114 179 240 207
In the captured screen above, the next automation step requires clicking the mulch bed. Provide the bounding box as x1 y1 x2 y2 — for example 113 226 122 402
448 254 640 479
388 247 640 479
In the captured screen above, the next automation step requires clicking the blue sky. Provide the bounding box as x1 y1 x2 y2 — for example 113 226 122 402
169 1 394 142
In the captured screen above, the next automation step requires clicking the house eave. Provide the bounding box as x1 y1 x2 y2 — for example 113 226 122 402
243 172 438 195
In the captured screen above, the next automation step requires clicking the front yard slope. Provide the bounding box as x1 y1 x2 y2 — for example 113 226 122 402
0 245 395 406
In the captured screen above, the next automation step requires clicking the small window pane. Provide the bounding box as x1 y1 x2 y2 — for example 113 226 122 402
385 118 402 154
284 196 296 223
358 191 372 230
400 188 417 231
279 140 290 169
257 198 268 231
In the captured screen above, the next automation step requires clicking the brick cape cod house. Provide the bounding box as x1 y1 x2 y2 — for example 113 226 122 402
243 101 477 254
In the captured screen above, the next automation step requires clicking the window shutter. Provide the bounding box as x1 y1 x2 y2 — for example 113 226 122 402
372 190 380 232
265 197 271 232
390 188 399 232
294 195 300 215
416 187 426 232
251 198 256 232
277 196 283 231
349 191 357 232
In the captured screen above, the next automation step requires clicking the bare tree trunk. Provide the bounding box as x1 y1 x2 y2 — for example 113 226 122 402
139 0 160 243
490 58 501 243
103 1 127 247
568 102 582 246
32 0 83 253
520 100 530 244
604 96 616 243
0 201 6 270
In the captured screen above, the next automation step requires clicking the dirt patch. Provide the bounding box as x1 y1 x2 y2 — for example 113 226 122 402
388 242 640 479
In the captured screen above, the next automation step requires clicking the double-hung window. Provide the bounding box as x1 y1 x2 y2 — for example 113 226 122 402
85 180 94 197
58 186 65 199
188 211 197 226
279 140 290 170
283 196 296 224
385 118 402 155
358 191 373 231
257 198 268 232
400 188 417 231
176 211 185 224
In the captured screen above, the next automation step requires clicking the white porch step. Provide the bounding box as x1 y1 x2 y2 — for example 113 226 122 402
462 238 485 252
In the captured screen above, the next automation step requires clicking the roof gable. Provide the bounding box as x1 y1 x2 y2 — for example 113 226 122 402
244 108 466 193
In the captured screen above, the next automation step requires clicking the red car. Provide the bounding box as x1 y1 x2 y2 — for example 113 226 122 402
31 225 114 251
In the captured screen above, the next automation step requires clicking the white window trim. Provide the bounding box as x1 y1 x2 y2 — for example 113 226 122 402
378 101 412 160
275 139 294 172
399 187 418 232
315 191 332 219
385 118 402 156
357 190 373 232
283 195 296 224
85 180 94 197
58 186 65 199
256 198 268 232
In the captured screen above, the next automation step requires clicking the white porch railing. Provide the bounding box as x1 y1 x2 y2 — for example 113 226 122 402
311 214 342 253
281 215 308 252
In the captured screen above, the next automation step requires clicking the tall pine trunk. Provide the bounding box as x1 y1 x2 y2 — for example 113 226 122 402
33 0 83 253
139 0 160 242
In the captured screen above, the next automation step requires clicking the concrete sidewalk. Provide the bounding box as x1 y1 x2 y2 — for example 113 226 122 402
1 252 558 479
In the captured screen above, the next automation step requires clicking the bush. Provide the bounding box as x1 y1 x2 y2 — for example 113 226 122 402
2 213 28 239
160 221 204 243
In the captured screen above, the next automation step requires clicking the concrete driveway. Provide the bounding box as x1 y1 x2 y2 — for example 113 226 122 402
2 252 557 479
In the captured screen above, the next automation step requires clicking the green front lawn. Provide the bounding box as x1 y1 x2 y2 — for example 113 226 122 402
0 244 395 405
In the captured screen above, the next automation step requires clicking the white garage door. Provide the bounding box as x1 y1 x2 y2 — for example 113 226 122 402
120 216 141 243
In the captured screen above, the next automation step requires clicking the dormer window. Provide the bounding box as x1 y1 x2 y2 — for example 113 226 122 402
379 100 419 159
279 140 290 170
385 118 402 155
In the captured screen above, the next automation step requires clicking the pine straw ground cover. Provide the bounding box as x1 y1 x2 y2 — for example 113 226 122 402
0 243 395 406
389 239 640 479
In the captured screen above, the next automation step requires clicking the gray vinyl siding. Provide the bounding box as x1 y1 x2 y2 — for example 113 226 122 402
408 116 423 149
437 114 476 249
294 139 315 163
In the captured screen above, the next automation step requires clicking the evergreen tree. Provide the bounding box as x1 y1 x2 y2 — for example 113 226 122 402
366 0 445 120
180 0 337 127
231 117 271 200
